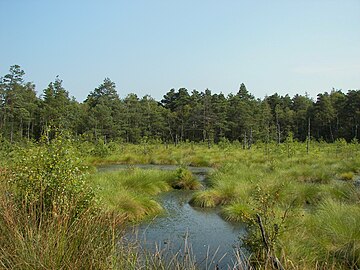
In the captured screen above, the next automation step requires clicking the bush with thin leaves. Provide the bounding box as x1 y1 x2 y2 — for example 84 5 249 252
8 134 94 219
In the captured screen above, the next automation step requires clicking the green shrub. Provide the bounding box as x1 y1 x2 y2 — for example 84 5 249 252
9 135 94 219
91 139 110 157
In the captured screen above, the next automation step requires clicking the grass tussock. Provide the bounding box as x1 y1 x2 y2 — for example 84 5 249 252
186 141 360 269
87 166 202 221
170 166 203 190
339 171 354 181
87 169 171 221
189 190 223 207
222 203 255 222
0 195 123 270
280 199 360 269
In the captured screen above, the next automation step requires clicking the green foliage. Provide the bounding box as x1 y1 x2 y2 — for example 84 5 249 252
91 138 111 157
0 196 122 270
182 141 360 268
9 135 94 218
282 200 360 269
240 185 297 267
170 166 202 190
87 167 201 221
3 65 360 146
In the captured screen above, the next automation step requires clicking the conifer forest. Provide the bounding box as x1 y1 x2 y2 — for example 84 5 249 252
1 65 359 145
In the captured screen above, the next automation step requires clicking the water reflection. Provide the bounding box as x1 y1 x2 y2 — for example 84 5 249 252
98 164 247 269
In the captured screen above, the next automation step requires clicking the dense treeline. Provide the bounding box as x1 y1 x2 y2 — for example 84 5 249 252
1 65 359 144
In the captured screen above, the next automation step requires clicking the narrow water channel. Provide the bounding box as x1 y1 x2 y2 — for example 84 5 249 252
97 164 247 269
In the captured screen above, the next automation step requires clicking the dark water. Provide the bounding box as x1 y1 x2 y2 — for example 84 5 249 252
97 164 248 269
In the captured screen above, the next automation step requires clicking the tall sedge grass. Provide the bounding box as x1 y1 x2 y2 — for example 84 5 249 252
1 166 244 269
2 139 360 269
1 186 244 270
280 199 360 269
185 141 360 268
86 169 172 221
87 167 201 221
311 200 360 269
0 181 123 269
169 166 203 190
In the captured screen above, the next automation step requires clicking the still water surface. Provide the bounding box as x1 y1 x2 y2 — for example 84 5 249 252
98 164 247 269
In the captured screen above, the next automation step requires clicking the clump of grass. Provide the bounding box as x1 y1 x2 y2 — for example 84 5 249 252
190 176 244 207
189 190 223 207
106 192 163 221
297 183 327 206
120 169 171 195
222 203 255 222
87 168 174 220
0 194 123 270
188 155 211 167
339 171 354 181
88 168 173 195
189 162 262 209
282 199 360 269
215 183 243 204
169 166 202 190
87 166 203 220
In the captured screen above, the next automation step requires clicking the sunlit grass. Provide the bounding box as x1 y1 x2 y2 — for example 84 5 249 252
280 199 360 269
86 169 172 221
181 141 360 268
86 167 202 221
2 139 360 269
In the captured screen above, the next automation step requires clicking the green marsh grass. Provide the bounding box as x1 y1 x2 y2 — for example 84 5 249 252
339 171 355 181
2 138 360 269
86 168 172 221
170 166 203 190
185 141 360 268
280 199 360 269
189 190 223 207
87 166 201 221
0 140 220 270
83 142 239 167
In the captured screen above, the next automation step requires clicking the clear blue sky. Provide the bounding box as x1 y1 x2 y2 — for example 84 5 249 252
1 0 359 102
